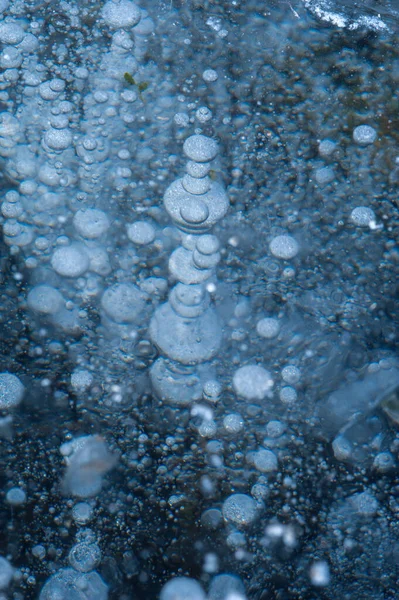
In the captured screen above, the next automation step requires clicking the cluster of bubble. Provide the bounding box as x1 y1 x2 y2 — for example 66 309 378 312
1 1 395 598
148 134 292 598
159 573 247 600
0 2 156 596
0 0 156 340
39 528 107 600
149 134 229 406
315 125 378 229
36 434 117 598
0 0 174 433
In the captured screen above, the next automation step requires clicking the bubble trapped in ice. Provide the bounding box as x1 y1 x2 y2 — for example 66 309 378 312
222 493 258 527
233 365 273 401
61 436 118 499
0 373 24 410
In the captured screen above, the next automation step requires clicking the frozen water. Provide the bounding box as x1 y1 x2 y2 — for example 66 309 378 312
303 0 395 31
0 0 397 598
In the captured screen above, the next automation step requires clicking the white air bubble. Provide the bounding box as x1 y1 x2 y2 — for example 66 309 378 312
279 386 297 405
160 577 206 600
6 487 26 506
318 139 336 156
27 284 64 315
256 317 280 339
196 106 212 123
332 435 352 461
0 373 24 410
69 542 101 573
71 370 93 393
127 221 155 245
72 502 93 525
233 365 273 401
269 235 299 260
350 206 376 227
183 134 218 163
203 69 218 82
73 209 110 239
353 124 377 145
51 244 90 278
101 283 148 324
315 166 334 185
101 0 141 29
44 127 72 150
222 493 258 527
310 561 330 587
223 413 244 434
0 22 25 45
281 365 301 385
253 448 278 473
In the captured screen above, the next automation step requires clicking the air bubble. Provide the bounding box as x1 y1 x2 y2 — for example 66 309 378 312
222 493 258 527
256 317 280 339
353 124 377 145
350 206 376 227
233 365 273 401
0 373 24 410
183 134 218 163
160 577 206 600
51 244 90 278
127 221 156 245
73 209 110 239
101 0 141 29
269 235 299 260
